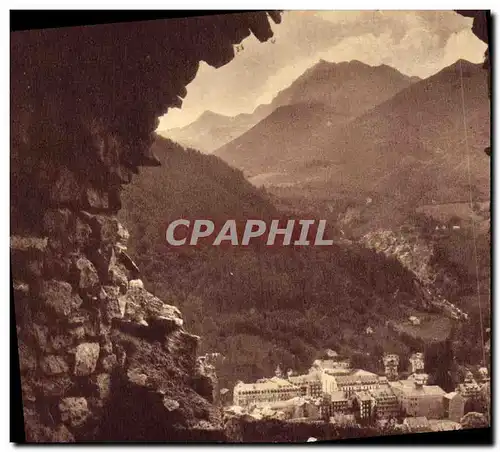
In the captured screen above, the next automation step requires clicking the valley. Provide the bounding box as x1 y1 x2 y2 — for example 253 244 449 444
122 57 490 402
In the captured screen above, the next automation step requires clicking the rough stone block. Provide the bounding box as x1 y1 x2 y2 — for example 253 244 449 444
84 213 120 245
101 285 125 320
92 373 111 400
72 257 100 292
74 343 100 376
39 280 83 318
74 217 93 249
162 397 180 412
68 326 86 340
49 333 74 352
100 354 118 373
120 287 183 328
117 222 130 245
128 279 144 289
40 355 69 375
108 263 129 293
10 235 48 253
83 187 109 210
10 236 48 281
127 368 148 387
59 397 90 428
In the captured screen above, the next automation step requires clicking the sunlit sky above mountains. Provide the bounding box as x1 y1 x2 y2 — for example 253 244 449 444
158 11 487 130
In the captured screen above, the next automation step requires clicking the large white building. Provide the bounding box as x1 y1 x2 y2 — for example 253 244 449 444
322 369 389 396
288 371 322 398
310 358 352 373
233 377 302 407
383 354 400 381
409 352 425 374
390 379 445 419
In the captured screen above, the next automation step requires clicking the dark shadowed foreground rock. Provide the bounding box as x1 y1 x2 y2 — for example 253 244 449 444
14 219 224 442
11 12 282 442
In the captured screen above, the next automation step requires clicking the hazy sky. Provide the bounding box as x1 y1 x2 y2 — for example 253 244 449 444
158 11 487 130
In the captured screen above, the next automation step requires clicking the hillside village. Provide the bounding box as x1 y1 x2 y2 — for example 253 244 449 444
223 350 490 434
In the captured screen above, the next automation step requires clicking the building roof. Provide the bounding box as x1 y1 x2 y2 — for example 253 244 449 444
257 396 311 410
322 368 352 376
288 372 321 384
369 387 397 400
235 377 298 392
355 391 373 402
457 382 481 393
335 369 379 385
312 359 350 370
352 369 378 377
390 380 446 397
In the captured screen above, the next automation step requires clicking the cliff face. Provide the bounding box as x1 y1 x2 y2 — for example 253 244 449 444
10 12 281 442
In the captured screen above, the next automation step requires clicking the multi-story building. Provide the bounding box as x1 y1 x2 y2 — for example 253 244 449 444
321 368 390 396
233 377 302 407
310 358 351 373
443 392 466 423
258 397 321 421
383 354 399 381
319 391 350 419
409 352 425 374
456 372 482 399
369 386 400 419
390 379 445 419
288 371 322 398
477 367 490 384
352 391 374 420
330 370 386 396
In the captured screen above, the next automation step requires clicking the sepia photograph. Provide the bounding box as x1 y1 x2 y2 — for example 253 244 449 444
9 9 491 443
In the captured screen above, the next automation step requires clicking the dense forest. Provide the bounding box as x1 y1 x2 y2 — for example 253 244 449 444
119 137 453 390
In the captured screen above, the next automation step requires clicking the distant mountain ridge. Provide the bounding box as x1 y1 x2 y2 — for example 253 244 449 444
214 59 490 234
214 59 419 172
159 59 419 153
158 110 260 154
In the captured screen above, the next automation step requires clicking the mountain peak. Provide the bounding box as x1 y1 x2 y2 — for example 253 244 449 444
197 110 229 121
435 59 483 79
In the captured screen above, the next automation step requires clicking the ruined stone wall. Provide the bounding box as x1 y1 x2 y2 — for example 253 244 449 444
10 12 281 442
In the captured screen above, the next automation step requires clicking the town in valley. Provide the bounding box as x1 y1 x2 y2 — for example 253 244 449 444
206 348 491 435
